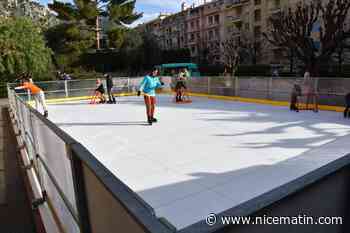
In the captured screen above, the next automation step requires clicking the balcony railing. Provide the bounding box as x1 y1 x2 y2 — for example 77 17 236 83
225 0 250 9
269 7 282 14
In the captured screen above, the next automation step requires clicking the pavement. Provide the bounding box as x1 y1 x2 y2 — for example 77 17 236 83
0 99 8 204
48 95 350 230
0 99 36 233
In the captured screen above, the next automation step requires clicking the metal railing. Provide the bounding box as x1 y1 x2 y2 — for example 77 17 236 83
7 77 145 101
185 76 350 106
7 81 173 233
8 76 350 106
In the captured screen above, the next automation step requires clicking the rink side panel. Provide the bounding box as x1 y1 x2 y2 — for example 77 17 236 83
180 155 350 233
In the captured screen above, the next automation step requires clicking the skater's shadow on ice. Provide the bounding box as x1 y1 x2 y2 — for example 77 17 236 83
57 121 149 127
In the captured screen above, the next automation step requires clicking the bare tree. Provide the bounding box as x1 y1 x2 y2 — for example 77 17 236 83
240 32 270 65
219 31 269 75
264 0 350 76
220 36 241 75
332 37 350 73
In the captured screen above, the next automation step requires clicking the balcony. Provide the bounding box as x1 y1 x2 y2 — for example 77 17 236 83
225 15 242 28
226 15 242 23
225 0 249 9
206 21 220 29
231 29 241 37
269 6 282 14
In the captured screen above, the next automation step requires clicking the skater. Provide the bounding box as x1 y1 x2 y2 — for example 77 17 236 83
94 79 106 104
344 93 350 118
290 83 302 112
272 68 279 78
137 69 164 125
105 74 116 104
175 69 189 102
303 69 318 112
15 78 48 117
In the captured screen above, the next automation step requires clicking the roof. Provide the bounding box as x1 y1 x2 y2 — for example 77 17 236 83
157 63 198 69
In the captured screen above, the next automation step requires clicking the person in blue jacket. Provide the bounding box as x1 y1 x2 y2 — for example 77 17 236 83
138 69 164 125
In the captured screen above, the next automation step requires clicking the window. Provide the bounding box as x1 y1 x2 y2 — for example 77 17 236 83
190 33 195 41
196 19 200 28
214 15 220 24
208 16 213 25
191 46 196 54
215 28 219 38
191 21 194 29
254 26 261 38
255 42 261 55
274 0 281 7
236 21 242 30
254 9 261 22
273 49 283 60
245 23 250 30
254 0 261 5
266 19 271 28
237 7 242 16
209 30 214 40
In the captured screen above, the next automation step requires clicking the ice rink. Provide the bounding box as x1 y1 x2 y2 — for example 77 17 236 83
48 95 350 230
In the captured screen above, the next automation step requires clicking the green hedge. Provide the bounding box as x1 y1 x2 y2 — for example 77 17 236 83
0 85 8 98
236 64 350 77
199 64 225 76
235 65 271 76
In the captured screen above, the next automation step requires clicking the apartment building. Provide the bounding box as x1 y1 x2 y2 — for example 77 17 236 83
138 0 349 67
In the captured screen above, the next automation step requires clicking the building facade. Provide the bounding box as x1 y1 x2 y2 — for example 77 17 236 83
136 0 308 66
138 0 350 71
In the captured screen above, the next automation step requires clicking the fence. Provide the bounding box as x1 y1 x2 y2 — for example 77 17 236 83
186 76 350 107
8 76 350 107
7 77 143 101
7 85 173 233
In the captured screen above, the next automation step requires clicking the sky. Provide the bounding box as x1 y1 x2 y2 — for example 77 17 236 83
37 0 200 27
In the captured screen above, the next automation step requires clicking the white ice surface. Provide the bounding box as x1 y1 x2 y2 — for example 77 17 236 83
48 95 350 230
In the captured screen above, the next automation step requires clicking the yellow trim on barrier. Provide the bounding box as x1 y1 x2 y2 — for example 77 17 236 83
40 91 345 113
188 92 345 113
43 92 137 104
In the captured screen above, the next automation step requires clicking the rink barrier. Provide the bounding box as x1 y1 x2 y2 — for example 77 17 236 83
187 93 346 112
33 90 345 113
7 76 350 233
8 76 347 112
7 86 174 233
8 76 350 107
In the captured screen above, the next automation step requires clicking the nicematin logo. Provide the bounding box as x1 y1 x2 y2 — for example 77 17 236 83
206 213 343 226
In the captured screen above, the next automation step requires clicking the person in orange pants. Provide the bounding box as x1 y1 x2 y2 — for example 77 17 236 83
15 78 48 117
137 69 164 125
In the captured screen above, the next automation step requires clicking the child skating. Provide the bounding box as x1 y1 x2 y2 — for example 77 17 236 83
94 79 107 104
138 69 164 125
